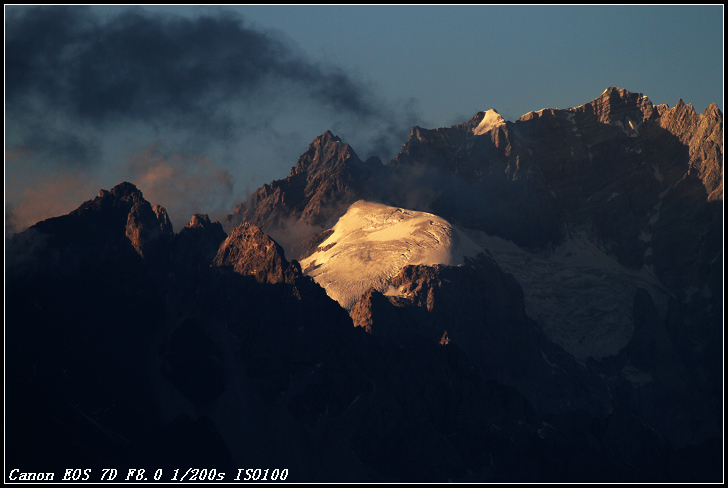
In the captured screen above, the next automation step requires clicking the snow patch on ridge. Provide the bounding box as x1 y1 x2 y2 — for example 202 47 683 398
300 201 483 310
473 109 505 135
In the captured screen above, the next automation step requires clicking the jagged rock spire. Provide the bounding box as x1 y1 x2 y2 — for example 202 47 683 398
213 222 301 284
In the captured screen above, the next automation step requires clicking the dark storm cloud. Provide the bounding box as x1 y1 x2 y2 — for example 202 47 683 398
6 6 417 166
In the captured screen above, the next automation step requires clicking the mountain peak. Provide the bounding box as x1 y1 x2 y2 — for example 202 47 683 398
316 130 342 146
187 213 213 229
603 85 626 94
577 86 655 126
213 222 300 284
153 204 174 235
600 86 636 99
472 109 506 135
705 102 722 118
107 181 144 201
289 130 361 180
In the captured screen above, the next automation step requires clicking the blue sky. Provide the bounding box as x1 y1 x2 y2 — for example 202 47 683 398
5 5 724 233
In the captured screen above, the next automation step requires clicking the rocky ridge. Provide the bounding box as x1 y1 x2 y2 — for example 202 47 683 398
6 86 723 482
213 222 301 285
7 183 550 481
225 86 722 459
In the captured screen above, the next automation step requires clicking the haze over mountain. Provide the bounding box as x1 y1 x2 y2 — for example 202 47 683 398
6 87 723 482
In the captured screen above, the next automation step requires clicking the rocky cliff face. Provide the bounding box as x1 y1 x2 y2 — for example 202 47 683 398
656 99 722 201
227 131 384 259
509 87 722 292
384 87 722 279
382 106 563 249
213 222 301 285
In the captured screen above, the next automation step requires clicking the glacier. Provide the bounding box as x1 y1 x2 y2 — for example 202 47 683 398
300 200 482 310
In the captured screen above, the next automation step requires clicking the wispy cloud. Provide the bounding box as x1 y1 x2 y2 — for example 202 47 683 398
6 6 419 167
6 6 423 233
125 145 235 229
5 168 102 236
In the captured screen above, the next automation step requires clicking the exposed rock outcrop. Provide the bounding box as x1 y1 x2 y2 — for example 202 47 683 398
153 204 174 235
212 222 301 285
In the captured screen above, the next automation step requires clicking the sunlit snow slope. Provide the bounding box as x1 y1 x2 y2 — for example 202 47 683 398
300 200 482 310
472 108 505 135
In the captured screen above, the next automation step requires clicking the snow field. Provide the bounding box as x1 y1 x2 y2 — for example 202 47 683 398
300 201 482 310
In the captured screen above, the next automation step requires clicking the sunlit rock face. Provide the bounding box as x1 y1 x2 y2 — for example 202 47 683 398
213 222 301 285
300 200 482 309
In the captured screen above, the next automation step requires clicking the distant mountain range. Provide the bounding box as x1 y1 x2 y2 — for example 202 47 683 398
6 87 722 482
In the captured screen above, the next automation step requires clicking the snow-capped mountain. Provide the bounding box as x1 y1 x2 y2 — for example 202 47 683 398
225 85 722 468
6 87 723 482
300 200 483 309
